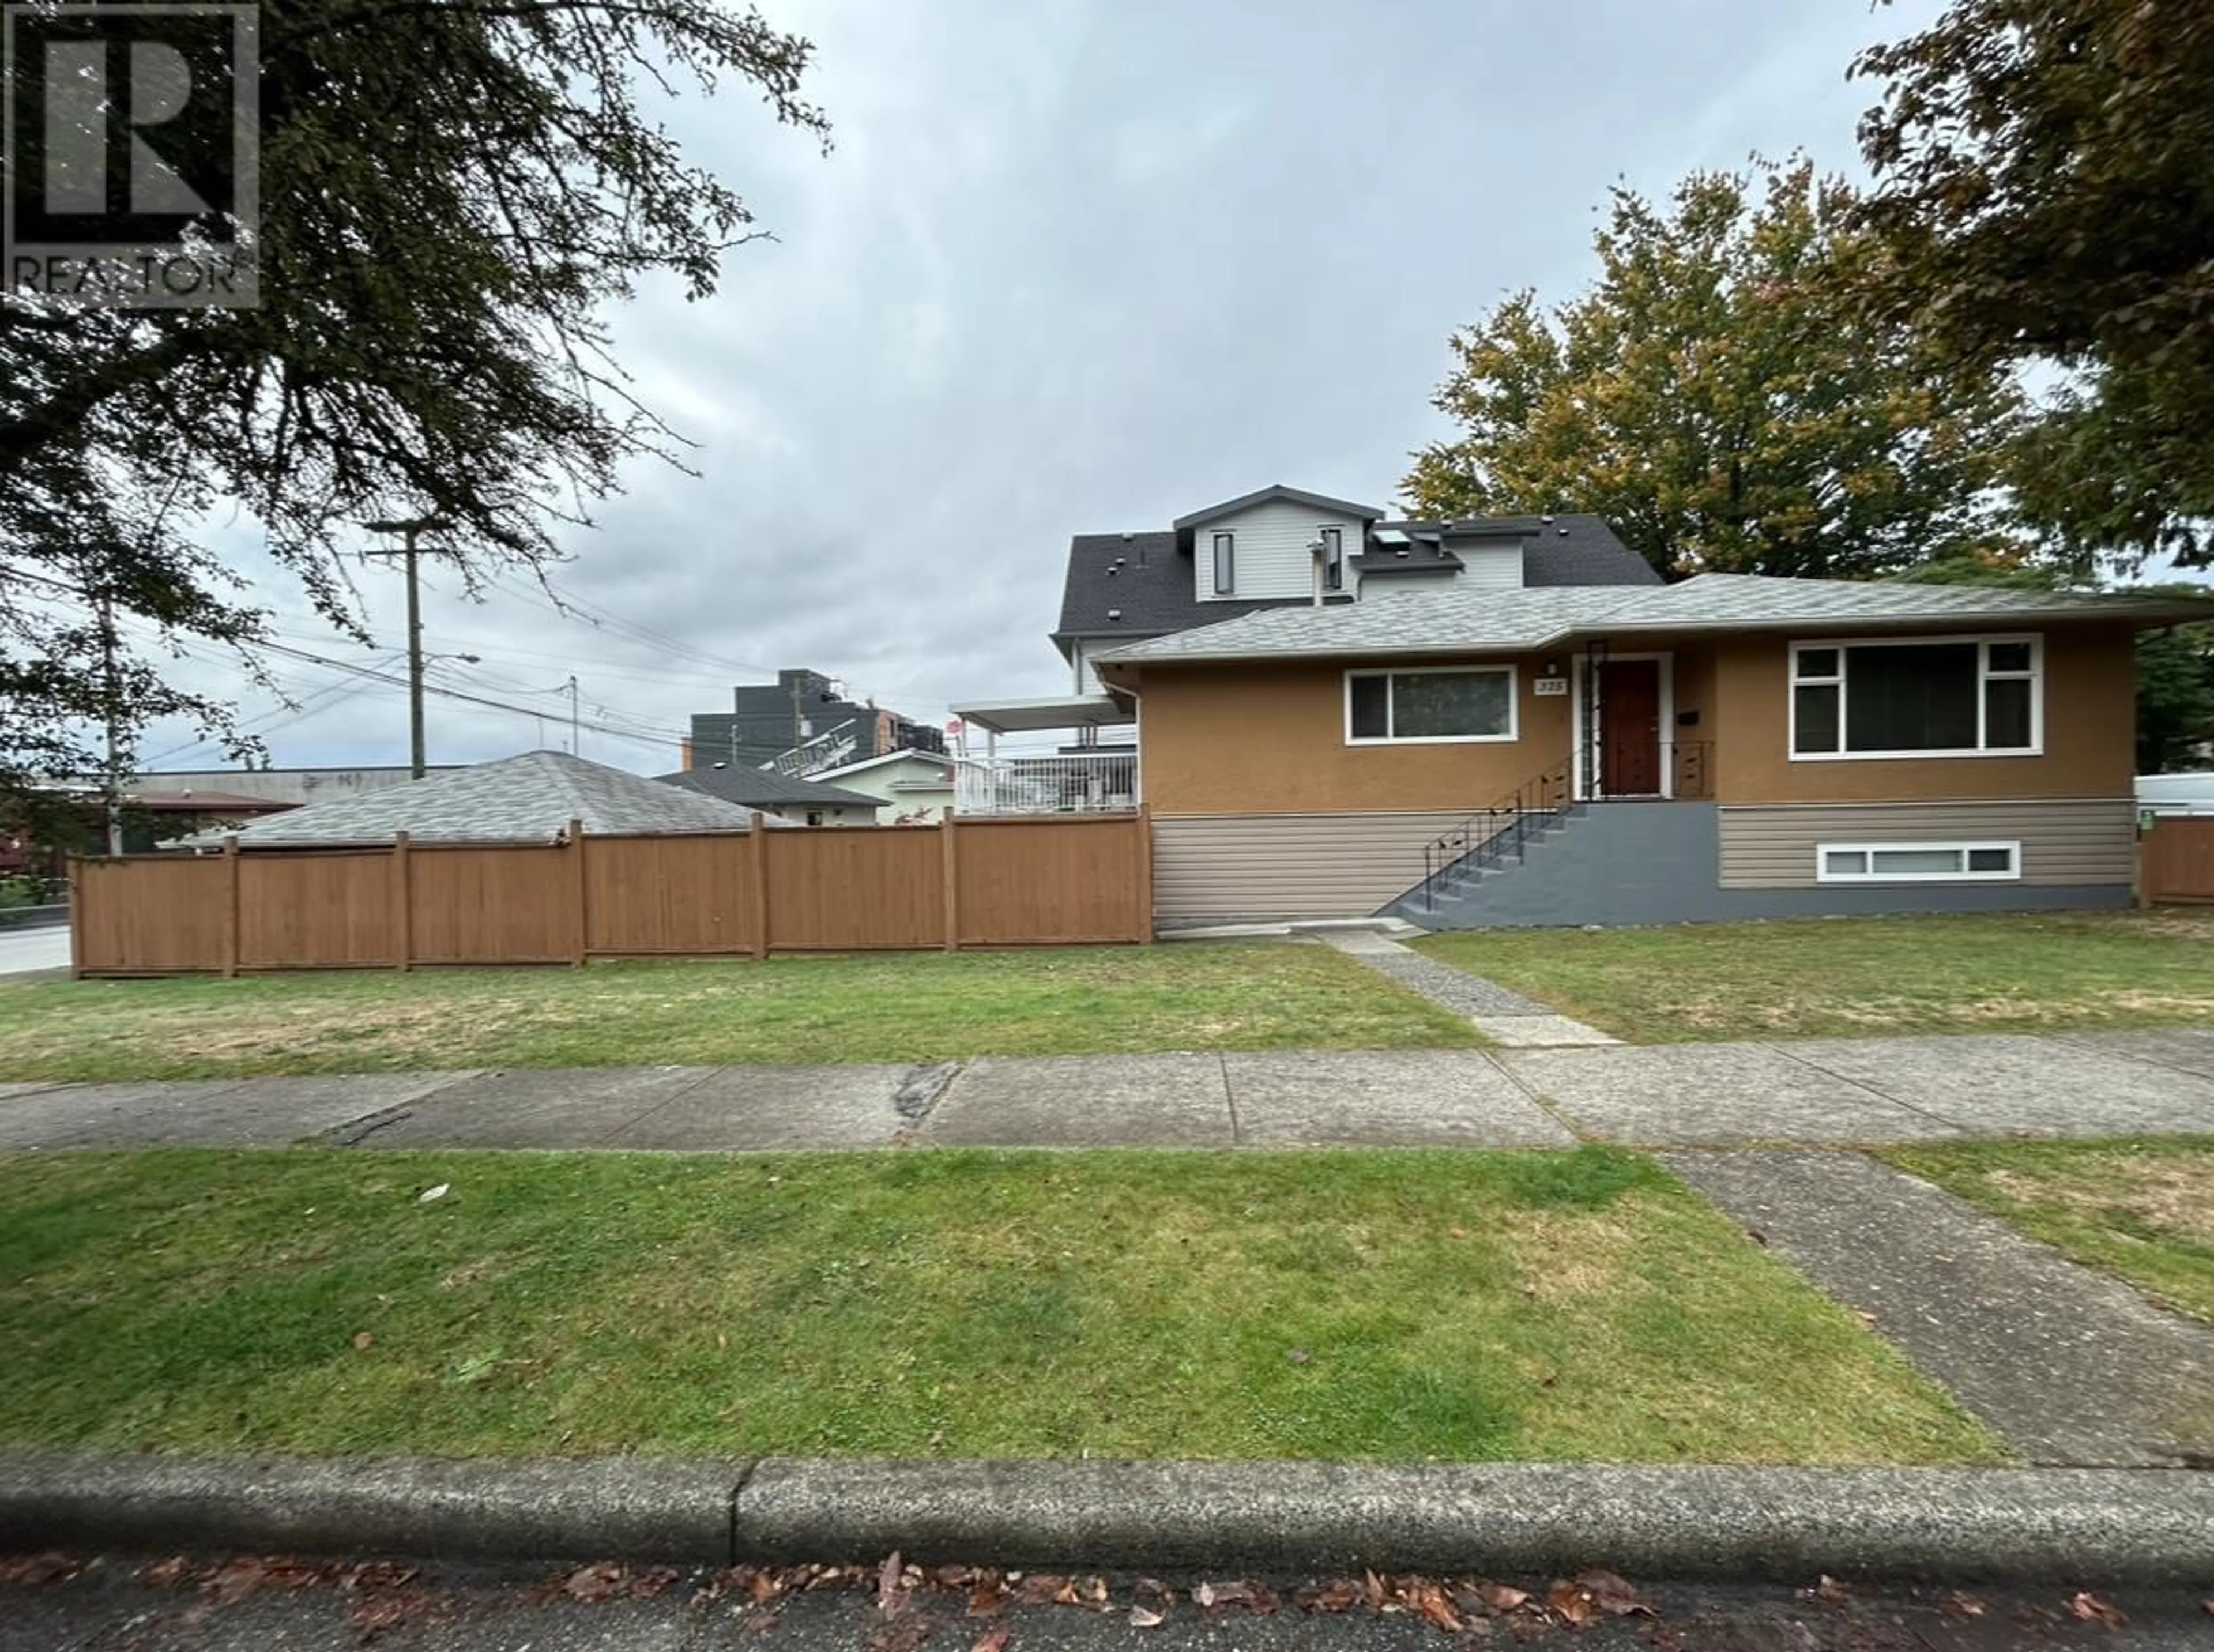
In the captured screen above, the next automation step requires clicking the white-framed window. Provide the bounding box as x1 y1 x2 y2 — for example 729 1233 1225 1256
1790 635 2041 759
1320 525 1345 592
1346 665 1518 745
1814 841 2022 883
1211 532 1235 595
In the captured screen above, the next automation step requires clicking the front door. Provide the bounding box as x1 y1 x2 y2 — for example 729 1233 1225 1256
1599 660 1662 796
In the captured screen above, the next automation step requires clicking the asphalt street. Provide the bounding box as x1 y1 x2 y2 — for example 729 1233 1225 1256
6 1555 2214 1652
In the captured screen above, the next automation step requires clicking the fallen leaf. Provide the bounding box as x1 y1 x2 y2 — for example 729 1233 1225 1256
1802 1575 1850 1604
351 1330 374 1351
2068 1591 2126 1627
966 1586 1004 1617
1300 1580 1361 1613
1547 1581 1596 1627
1413 1583 1463 1632
138 1556 197 1590
1575 1569 1655 1617
1363 1570 1391 1609
969 1625 1011 1652
1450 1226 1470 1239
342 1562 418 1593
208 1557 274 1604
1477 1583 1530 1613
1287 1347 1311 1364
878 1551 906 1618
0 1552 86 1587
565 1563 629 1602
1014 1575 1067 1606
1129 1605 1165 1628
1943 1593 1987 1619
418 1184 449 1203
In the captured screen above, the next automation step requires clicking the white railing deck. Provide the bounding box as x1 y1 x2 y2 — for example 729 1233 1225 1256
955 752 1138 815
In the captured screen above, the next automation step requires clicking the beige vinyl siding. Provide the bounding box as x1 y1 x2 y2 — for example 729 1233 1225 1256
1153 811 1462 920
1718 799 2136 889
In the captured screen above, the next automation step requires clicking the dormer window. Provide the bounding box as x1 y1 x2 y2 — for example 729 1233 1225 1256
1211 532 1235 594
1320 526 1344 592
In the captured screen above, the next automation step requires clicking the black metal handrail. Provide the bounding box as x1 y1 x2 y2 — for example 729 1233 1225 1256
1421 759 1573 912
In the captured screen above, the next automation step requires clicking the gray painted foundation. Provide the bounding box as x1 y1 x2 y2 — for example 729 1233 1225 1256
1385 801 2132 930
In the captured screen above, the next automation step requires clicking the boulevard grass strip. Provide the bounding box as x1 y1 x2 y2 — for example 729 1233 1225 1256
1880 1138 2214 1327
0 1147 2002 1465
0 943 1479 1083
1415 910 2214 1043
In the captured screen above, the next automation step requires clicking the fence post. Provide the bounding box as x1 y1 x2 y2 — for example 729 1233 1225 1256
392 831 413 972
569 818 589 967
67 856 84 979
1135 804 1154 943
221 836 240 978
941 810 960 952
750 812 771 959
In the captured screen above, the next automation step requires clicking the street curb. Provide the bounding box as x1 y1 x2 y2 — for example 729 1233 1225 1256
3 1453 2212 1583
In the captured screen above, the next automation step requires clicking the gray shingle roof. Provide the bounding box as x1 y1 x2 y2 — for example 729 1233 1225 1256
656 766 882 810
1093 574 2214 665
197 750 759 846
1170 484 1385 530
1054 513 1658 649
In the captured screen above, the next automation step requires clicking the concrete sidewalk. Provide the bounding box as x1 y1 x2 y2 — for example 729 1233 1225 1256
5 1027 2214 1151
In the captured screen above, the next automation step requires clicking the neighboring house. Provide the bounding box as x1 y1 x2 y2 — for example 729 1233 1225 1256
182 750 761 848
2139 772 2214 816
657 764 883 826
683 667 947 777
810 749 971 822
953 481 2214 929
123 765 459 806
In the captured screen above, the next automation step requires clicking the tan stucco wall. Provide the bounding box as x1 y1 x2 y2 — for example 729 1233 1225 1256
1708 623 2137 804
1132 657 1571 815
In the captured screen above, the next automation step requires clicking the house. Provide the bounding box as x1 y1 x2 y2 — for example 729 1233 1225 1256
656 764 883 826
809 748 972 823
955 483 2214 929
683 667 947 777
184 750 762 848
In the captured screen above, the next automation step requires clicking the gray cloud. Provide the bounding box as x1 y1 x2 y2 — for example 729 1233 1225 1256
135 0 1953 773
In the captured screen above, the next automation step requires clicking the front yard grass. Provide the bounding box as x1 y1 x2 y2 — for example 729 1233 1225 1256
0 942 1479 1083
0 1146 2001 1466
1415 910 2214 1043
1879 1138 2214 1327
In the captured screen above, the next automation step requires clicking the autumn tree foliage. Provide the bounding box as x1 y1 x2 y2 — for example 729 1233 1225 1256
1403 158 2030 581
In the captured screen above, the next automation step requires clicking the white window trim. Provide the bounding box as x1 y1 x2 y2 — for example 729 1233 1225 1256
1211 531 1235 596
1788 634 2044 762
1344 664 1520 746
1814 840 2023 884
1571 652 1676 801
1320 525 1345 592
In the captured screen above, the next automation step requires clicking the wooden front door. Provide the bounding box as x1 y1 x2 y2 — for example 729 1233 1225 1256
1599 659 1662 796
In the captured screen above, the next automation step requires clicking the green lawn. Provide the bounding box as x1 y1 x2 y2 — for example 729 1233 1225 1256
1415 910 2214 1043
1881 1138 2214 1327
0 943 1479 1082
0 1146 2001 1465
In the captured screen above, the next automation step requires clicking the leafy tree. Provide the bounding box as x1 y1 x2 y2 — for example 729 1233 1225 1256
1403 157 2031 581
1 0 827 825
1852 1 2214 569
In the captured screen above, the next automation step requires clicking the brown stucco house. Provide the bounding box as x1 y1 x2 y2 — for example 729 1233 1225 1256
953 484 2214 930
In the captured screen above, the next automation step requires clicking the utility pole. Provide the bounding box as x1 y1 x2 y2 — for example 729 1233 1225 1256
363 517 457 778
566 675 580 756
96 592 124 856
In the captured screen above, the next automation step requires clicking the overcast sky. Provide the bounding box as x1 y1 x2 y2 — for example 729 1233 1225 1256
136 0 1964 775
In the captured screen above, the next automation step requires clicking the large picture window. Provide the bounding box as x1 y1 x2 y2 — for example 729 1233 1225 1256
1346 666 1517 744
1791 637 2040 758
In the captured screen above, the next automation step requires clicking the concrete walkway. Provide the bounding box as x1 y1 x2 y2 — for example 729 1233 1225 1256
1668 1150 2214 1469
1316 928 1622 1047
6 1028 2214 1151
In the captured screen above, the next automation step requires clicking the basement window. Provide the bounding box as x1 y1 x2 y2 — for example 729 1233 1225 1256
1346 665 1518 744
1815 841 2021 883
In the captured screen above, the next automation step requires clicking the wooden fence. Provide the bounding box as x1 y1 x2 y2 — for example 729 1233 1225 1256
2141 816 2214 905
69 812 1153 975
